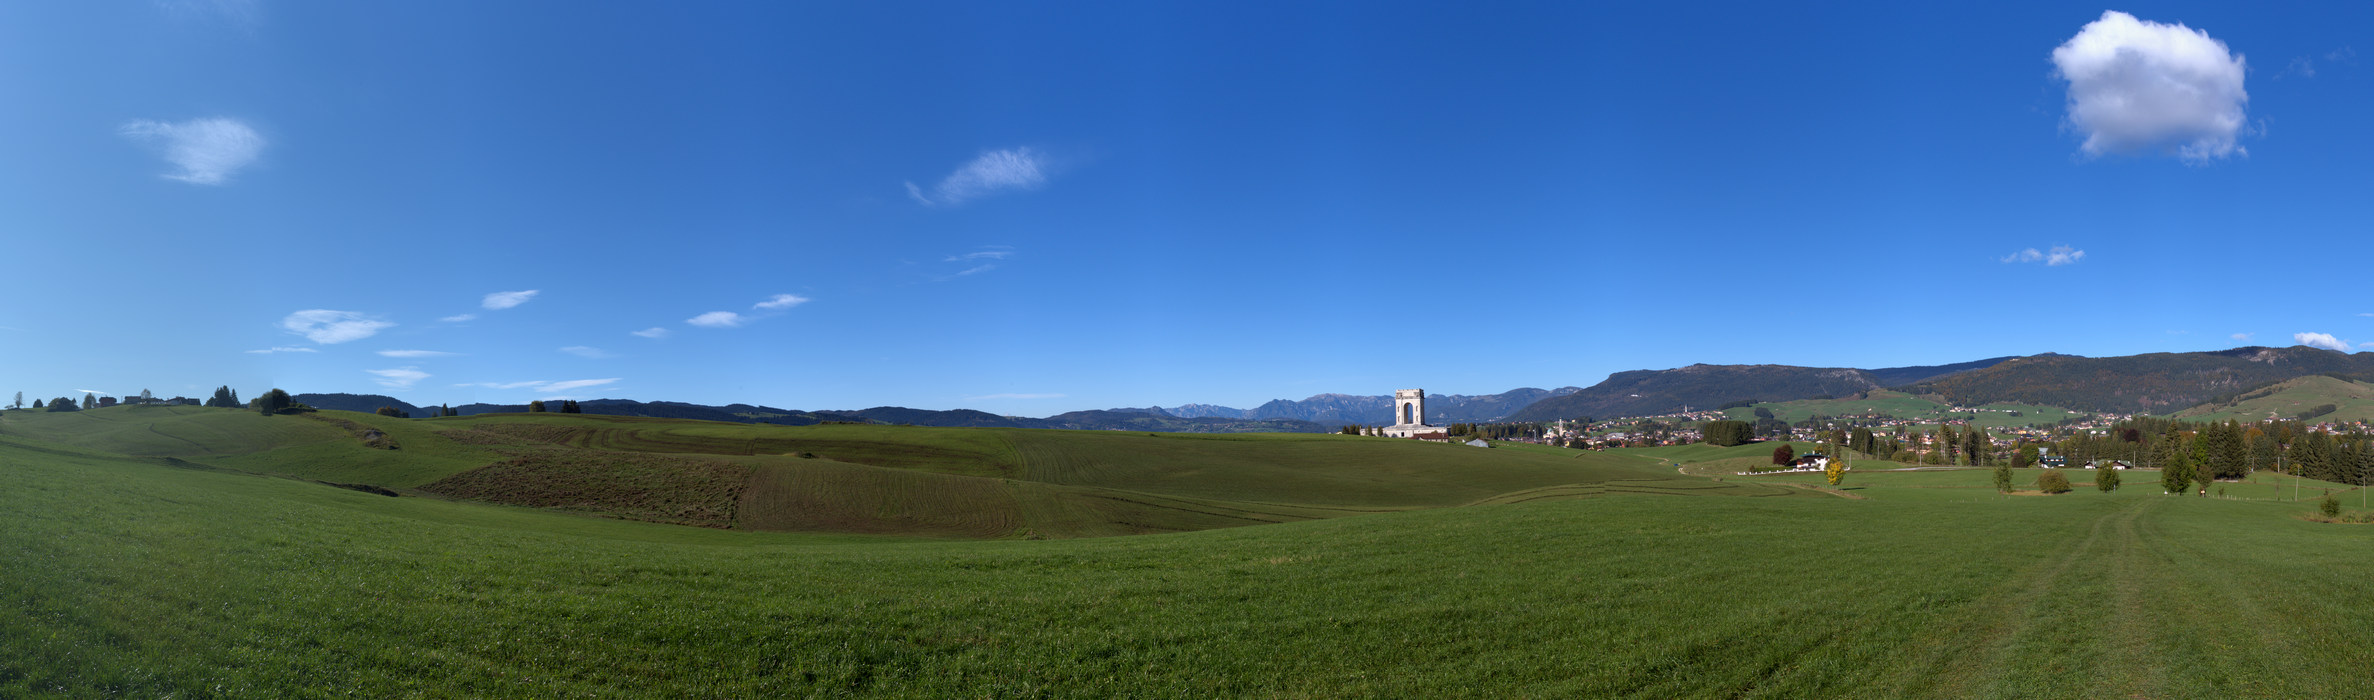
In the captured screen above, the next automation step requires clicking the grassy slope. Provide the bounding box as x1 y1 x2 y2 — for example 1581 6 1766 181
6 434 2373 696
2 410 1801 539
2172 375 2374 424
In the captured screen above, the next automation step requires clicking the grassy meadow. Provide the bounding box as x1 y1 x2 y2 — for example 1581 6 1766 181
4 407 2374 696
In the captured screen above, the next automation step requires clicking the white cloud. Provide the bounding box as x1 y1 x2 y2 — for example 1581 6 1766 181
905 148 1049 206
954 265 995 277
967 393 1067 401
244 346 317 354
119 117 265 185
482 290 539 310
2230 333 2253 341
687 311 745 328
2052 11 2249 162
559 346 613 359
2295 332 2352 352
440 314 478 323
377 349 458 358
631 327 670 339
754 294 809 310
2359 313 2374 318
945 250 1013 262
280 309 392 344
366 367 430 389
2001 245 2086 265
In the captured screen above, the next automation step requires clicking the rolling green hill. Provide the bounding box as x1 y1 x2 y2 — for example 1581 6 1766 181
6 425 2372 696
0 407 1803 539
1919 346 2374 414
2172 374 2374 423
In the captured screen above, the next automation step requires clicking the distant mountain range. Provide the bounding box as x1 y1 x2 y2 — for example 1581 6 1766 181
1149 387 1584 426
1505 358 2017 422
290 394 1331 433
297 346 2374 433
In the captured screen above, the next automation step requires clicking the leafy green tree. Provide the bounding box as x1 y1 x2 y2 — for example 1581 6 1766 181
561 400 583 414
45 397 77 412
2096 464 2120 492
257 389 291 415
30 398 41 409
1993 461 2013 492
2160 451 2191 495
1701 420 1752 447
529 400 547 413
206 385 240 408
2037 471 2072 494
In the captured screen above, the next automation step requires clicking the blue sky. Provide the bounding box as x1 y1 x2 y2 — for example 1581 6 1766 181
4 1 2372 415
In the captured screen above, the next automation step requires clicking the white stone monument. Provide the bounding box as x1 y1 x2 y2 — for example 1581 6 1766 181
1381 388 1438 438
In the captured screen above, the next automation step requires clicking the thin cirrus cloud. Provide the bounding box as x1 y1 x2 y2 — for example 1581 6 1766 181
440 314 478 323
2051 11 2249 162
366 367 430 389
631 327 670 339
119 117 265 185
755 294 809 310
905 148 1050 206
280 309 392 344
686 294 811 329
937 246 1014 280
686 311 747 328
455 378 620 394
2002 246 2086 266
2295 332 2353 352
377 349 459 358
482 290 540 310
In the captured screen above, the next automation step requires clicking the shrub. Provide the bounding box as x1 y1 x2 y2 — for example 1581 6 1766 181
1993 463 2014 493
2037 471 2072 494
2321 495 2341 518
2096 466 2120 492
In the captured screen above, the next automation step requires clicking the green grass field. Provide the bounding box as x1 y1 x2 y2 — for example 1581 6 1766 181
6 408 2374 696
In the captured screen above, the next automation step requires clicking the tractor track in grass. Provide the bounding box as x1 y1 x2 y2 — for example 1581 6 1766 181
1902 498 2157 698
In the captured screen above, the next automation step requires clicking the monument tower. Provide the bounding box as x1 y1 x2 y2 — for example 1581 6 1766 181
1383 388 1437 438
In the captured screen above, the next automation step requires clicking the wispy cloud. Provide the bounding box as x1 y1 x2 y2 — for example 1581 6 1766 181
686 311 745 328
559 346 614 359
440 313 478 323
2230 333 2253 342
2052 11 2249 162
482 290 539 310
2359 312 2374 318
631 327 670 339
967 393 1066 401
754 294 809 310
377 349 459 358
366 367 430 389
244 346 317 354
457 378 620 394
906 148 1050 206
2296 332 2353 352
933 246 1016 281
119 117 265 185
280 309 392 344
2001 245 2086 266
